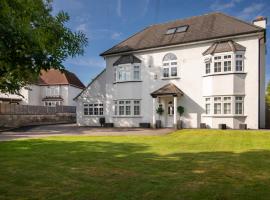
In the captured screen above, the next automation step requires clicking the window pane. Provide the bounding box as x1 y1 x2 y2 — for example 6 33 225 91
214 62 221 72
171 67 177 76
224 103 231 114
119 106 125 115
176 26 188 33
94 108 98 115
99 107 103 115
84 108 88 115
163 68 169 77
89 107 93 115
236 60 243 71
205 63 210 74
205 104 210 114
166 28 176 34
224 61 231 72
214 103 221 114
126 106 131 115
134 105 140 115
235 102 243 114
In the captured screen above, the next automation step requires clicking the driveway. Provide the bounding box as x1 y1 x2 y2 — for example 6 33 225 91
0 124 174 141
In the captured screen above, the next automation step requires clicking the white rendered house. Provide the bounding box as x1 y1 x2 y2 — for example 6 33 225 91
0 69 85 107
75 13 267 129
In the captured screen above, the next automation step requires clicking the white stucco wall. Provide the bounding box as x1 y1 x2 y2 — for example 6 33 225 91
76 70 106 126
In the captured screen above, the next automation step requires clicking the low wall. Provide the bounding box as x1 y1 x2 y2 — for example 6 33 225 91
0 113 76 128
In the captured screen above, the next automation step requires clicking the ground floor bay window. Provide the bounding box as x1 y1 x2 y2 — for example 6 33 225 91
114 100 141 116
204 95 244 116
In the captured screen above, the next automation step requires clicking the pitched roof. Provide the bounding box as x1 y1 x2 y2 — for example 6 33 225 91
151 83 184 97
202 40 246 55
38 69 85 89
113 54 141 66
101 12 263 56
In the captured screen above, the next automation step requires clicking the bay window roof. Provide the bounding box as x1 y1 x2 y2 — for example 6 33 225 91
203 40 246 56
113 54 141 66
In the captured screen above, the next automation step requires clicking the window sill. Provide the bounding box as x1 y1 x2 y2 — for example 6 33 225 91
113 80 142 84
113 115 142 118
202 72 246 77
161 77 180 80
202 114 247 118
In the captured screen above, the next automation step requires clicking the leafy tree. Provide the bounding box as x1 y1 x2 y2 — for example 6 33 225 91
266 81 270 105
0 0 87 94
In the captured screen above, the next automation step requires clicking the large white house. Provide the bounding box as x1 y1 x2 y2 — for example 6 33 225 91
0 69 85 106
75 12 267 129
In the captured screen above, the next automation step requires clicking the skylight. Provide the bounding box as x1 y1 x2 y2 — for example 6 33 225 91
166 28 176 34
166 25 188 35
176 25 188 33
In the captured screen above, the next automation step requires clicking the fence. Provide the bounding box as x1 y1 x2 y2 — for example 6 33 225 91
0 104 76 115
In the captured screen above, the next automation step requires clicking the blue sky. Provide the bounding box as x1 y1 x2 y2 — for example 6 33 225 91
52 0 270 85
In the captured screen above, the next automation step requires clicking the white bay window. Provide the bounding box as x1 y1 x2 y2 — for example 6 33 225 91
84 103 103 116
114 64 141 82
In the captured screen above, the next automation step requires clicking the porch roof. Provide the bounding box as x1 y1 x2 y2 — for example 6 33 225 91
150 83 184 98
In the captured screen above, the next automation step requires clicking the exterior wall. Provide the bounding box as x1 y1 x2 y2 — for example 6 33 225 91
67 86 83 106
76 70 106 126
259 38 266 128
76 34 265 129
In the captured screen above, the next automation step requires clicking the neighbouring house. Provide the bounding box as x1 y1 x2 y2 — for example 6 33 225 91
0 69 85 106
75 12 266 129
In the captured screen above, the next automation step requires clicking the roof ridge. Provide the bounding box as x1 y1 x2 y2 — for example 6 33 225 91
149 12 220 27
217 12 264 30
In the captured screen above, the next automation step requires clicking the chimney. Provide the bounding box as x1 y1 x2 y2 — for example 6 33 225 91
253 16 267 29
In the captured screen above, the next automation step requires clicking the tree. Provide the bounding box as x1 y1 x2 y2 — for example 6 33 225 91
0 0 87 94
266 81 270 106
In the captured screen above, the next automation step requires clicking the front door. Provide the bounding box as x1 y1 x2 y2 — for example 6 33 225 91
165 98 174 127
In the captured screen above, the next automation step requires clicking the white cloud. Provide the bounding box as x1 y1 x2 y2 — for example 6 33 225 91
211 0 242 11
76 23 87 32
141 0 150 17
237 3 264 20
111 32 122 40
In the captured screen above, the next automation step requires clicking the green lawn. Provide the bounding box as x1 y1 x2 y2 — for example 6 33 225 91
1 130 270 200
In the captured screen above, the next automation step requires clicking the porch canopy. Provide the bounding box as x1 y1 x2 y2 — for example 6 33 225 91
150 83 184 98
150 83 184 128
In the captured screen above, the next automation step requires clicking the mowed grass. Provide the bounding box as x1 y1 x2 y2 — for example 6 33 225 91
1 130 270 200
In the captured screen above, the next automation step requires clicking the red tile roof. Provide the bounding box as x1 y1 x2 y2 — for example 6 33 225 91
38 69 85 89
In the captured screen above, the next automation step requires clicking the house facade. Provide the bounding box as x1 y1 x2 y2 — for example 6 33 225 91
76 12 267 129
0 69 85 106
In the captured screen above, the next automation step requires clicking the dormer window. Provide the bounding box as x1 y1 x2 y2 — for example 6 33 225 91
166 28 176 34
162 53 178 78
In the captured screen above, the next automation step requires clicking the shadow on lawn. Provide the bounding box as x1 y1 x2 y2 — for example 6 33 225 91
0 139 270 200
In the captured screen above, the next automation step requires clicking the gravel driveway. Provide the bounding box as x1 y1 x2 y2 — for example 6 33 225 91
0 124 174 141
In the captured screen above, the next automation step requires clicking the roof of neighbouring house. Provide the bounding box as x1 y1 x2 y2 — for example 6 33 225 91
151 83 184 97
113 54 141 66
202 40 246 55
38 69 85 89
100 12 264 56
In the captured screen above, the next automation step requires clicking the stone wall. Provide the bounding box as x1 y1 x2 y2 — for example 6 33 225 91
0 113 76 128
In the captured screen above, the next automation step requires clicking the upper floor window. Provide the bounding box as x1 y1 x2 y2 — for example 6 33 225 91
204 53 245 76
114 64 141 83
162 53 178 78
45 86 59 97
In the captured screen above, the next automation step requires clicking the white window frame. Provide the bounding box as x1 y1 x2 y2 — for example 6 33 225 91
45 86 60 97
162 53 179 79
235 96 244 115
114 100 141 117
83 103 104 116
114 64 141 83
204 52 245 76
203 95 244 116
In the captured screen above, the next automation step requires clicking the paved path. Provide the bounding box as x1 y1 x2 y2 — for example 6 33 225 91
0 124 174 141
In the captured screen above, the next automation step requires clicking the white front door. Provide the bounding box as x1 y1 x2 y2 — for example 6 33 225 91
165 98 174 127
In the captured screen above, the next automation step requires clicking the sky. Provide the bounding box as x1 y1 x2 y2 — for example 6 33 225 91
52 0 270 86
